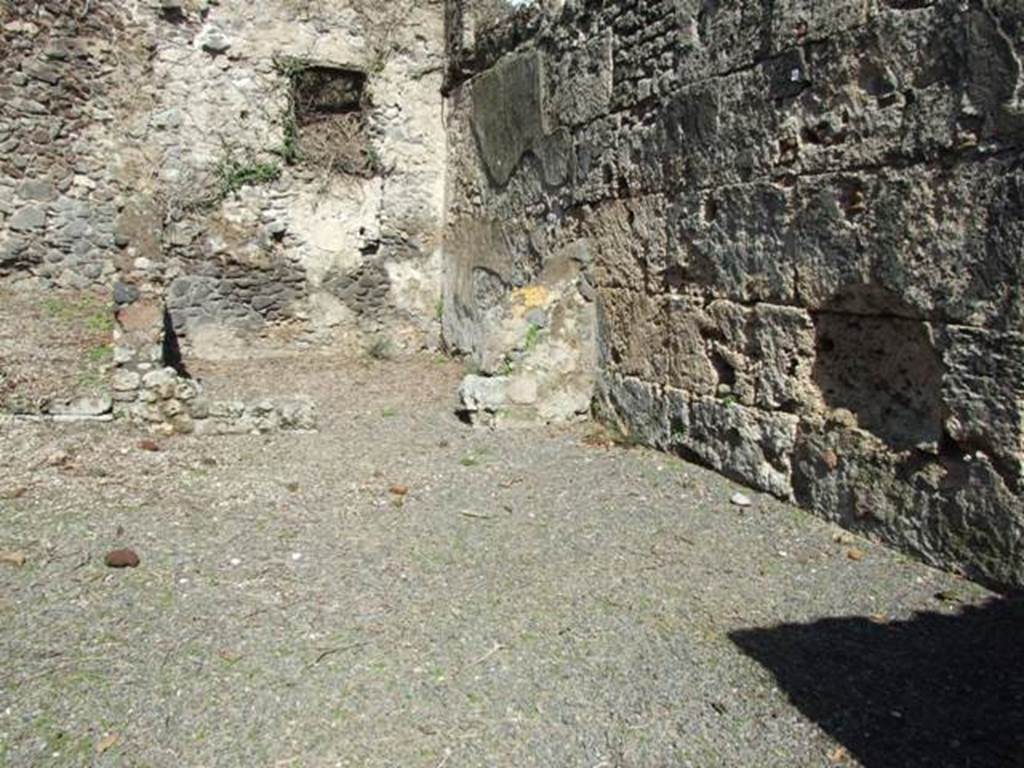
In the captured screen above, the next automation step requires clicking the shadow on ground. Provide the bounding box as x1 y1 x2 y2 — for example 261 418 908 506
730 596 1024 768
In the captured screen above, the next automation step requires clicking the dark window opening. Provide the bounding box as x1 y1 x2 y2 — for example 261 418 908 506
293 67 368 121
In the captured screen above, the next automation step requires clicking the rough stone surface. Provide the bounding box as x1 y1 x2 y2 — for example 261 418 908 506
453 241 598 425
443 0 1024 589
110 290 318 435
2 0 1023 593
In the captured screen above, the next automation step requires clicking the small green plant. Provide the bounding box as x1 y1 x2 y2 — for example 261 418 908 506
365 144 383 172
86 308 114 334
279 113 302 165
459 448 490 467
381 407 398 418
435 298 444 321
608 423 642 448
86 344 113 363
271 55 305 165
366 336 396 361
43 295 114 333
584 421 641 449
213 151 281 200
669 416 687 440
76 368 107 390
523 323 542 352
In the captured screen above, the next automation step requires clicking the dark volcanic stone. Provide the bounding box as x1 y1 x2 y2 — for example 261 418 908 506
113 281 140 305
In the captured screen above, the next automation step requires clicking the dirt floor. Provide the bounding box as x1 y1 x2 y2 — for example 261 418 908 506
0 355 1021 767
0 288 114 414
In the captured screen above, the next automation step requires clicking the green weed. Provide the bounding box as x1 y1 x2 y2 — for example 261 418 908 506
523 323 542 352
213 152 281 200
366 336 396 361
86 344 113 362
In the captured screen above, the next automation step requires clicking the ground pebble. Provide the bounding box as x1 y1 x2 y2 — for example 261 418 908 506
105 548 140 568
730 492 753 507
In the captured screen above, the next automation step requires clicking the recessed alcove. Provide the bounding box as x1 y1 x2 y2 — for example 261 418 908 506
811 287 944 451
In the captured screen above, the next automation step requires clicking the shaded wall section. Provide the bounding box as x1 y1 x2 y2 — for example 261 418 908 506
441 0 1024 588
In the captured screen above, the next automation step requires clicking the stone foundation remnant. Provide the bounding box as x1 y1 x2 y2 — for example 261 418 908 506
442 0 1024 589
111 284 316 435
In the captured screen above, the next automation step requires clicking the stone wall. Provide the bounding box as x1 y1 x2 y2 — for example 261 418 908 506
0 1 143 289
442 0 1024 588
1 0 447 355
110 289 316 435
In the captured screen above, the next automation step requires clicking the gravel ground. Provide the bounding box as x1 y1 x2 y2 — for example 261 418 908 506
0 355 1018 768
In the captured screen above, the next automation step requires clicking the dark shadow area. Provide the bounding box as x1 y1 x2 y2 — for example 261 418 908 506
292 66 367 119
811 286 943 451
162 308 189 378
730 596 1024 768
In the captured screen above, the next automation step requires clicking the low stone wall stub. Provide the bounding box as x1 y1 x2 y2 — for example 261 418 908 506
111 285 317 436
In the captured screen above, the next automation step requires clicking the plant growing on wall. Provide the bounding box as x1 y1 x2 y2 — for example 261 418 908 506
272 56 382 179
213 151 282 199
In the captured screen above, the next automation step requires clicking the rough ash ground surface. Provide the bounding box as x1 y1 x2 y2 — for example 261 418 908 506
0 355 1015 767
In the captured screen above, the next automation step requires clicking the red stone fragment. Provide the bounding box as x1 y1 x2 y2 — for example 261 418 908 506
105 548 140 568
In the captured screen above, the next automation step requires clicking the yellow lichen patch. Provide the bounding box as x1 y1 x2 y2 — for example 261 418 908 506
511 285 549 310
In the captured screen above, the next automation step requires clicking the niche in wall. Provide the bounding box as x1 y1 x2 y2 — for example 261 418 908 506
811 286 944 452
282 61 378 177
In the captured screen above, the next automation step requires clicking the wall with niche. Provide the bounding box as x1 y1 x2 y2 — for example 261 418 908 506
0 0 448 358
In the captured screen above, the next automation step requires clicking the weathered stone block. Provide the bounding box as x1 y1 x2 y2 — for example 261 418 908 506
111 370 141 392
8 206 46 231
586 196 666 293
116 300 163 334
682 395 799 499
471 51 546 186
669 183 793 305
941 326 1024 487
546 31 613 128
47 395 113 417
792 423 1024 588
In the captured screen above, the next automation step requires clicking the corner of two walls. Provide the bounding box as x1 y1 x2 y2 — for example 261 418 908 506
439 0 1024 589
